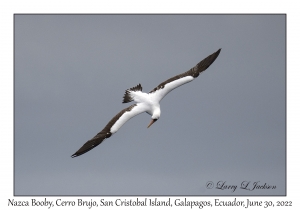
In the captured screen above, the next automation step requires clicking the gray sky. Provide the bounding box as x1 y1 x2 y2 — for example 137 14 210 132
14 15 285 196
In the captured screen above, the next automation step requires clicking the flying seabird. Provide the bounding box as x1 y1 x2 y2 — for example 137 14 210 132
71 48 221 158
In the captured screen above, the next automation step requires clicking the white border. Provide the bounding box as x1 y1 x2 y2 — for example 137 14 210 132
1 0 299 209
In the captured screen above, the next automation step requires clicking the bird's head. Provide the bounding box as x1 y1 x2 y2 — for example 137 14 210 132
147 110 160 128
147 118 158 128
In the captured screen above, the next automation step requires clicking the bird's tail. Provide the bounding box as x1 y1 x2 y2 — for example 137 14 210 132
122 83 143 103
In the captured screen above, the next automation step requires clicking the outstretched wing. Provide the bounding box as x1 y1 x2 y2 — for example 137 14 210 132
71 103 147 158
149 48 221 102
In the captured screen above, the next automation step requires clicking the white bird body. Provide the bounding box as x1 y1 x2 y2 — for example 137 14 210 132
71 49 221 157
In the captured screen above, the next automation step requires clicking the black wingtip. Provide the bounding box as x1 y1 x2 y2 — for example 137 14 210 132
71 143 93 158
70 146 94 158
71 150 81 158
71 154 77 158
71 133 109 158
215 48 221 56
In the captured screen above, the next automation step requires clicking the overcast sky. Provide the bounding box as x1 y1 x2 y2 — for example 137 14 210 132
14 15 285 196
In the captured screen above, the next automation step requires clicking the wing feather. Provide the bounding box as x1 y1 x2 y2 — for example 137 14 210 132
149 48 221 102
71 103 147 157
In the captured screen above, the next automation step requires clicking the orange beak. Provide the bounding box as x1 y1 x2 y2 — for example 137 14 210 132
147 119 157 128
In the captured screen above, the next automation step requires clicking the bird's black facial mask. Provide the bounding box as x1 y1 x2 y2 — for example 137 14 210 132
147 119 157 128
